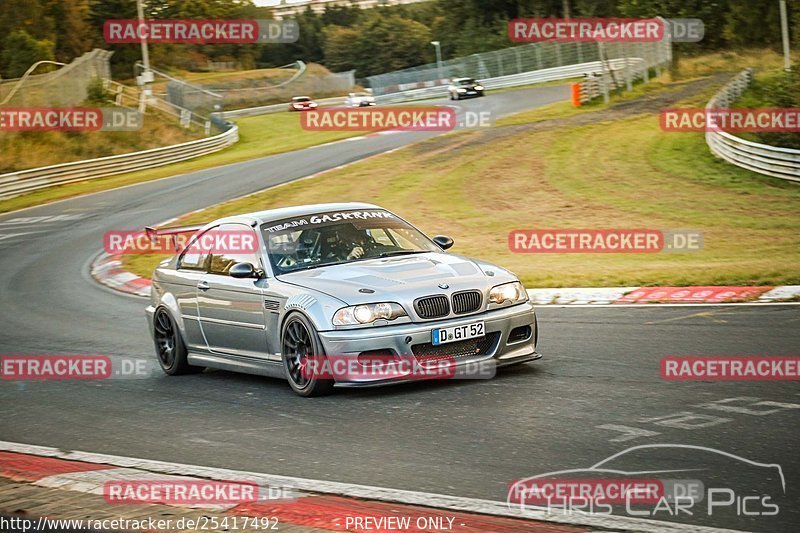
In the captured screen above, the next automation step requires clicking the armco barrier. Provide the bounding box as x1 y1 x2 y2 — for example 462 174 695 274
705 69 800 183
0 124 239 200
375 58 647 104
221 95 347 118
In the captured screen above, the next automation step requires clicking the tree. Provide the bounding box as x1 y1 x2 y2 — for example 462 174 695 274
43 0 92 62
322 26 360 73
324 12 433 78
724 0 782 48
87 0 139 78
0 30 55 78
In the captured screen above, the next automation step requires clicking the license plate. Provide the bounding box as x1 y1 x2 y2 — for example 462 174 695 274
432 321 485 345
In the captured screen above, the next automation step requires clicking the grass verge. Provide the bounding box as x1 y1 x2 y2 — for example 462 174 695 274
0 111 363 214
122 80 800 286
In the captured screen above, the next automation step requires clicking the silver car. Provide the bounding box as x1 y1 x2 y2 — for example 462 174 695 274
146 203 540 396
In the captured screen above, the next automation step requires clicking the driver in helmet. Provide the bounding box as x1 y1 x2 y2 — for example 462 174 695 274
324 224 374 261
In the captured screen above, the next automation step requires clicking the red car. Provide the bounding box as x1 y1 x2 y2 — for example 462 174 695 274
288 96 318 111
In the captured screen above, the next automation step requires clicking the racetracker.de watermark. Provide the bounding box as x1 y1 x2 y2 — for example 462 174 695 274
299 107 493 131
661 356 800 380
0 355 155 380
508 229 703 253
661 108 800 132
509 18 664 43
509 478 666 506
104 19 298 44
103 229 257 255
0 108 142 131
301 107 453 131
300 354 496 381
103 480 294 504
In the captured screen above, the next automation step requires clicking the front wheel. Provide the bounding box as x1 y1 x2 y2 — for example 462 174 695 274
281 313 334 397
153 308 203 375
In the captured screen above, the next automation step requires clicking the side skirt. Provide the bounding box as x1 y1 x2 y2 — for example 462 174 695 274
188 351 286 380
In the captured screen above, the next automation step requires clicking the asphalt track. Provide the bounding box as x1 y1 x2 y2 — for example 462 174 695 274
0 85 798 532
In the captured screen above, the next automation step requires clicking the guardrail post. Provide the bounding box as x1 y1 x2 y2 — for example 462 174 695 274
624 44 633 91
640 43 649 83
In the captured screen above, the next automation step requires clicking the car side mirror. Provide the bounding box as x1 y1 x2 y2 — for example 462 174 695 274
230 262 260 279
433 235 454 250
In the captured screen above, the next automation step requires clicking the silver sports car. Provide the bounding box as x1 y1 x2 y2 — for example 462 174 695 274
146 203 541 396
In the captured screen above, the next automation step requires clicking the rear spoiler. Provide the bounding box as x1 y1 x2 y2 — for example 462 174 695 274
144 224 206 253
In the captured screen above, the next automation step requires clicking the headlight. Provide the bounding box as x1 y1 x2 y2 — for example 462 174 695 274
474 85 484 91
333 302 407 325
309 102 318 107
489 282 528 305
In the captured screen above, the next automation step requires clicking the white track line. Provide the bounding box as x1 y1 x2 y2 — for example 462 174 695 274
0 440 745 533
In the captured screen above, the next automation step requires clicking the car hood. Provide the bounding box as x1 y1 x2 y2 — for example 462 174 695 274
277 252 516 305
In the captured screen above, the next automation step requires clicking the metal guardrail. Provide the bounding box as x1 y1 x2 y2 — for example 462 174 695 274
0 125 239 200
220 95 347 118
705 69 800 183
375 58 648 104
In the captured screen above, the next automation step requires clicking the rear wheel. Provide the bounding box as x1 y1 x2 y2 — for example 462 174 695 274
153 308 202 375
281 313 334 397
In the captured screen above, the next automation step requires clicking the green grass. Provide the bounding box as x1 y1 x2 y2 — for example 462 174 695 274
123 106 800 286
116 49 800 286
0 112 363 214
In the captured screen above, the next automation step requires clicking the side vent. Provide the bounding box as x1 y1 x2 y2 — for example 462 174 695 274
264 299 280 312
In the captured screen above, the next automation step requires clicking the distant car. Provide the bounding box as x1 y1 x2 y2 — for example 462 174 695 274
288 96 317 111
146 203 541 397
448 78 485 100
345 91 376 107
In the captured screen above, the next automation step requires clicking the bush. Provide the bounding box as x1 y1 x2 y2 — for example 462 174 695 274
0 30 54 79
85 77 107 104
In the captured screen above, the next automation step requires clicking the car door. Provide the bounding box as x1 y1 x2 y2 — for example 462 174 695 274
196 224 270 358
171 227 215 351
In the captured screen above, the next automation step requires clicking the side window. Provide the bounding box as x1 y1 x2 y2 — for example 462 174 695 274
177 227 216 271
207 223 262 276
369 229 395 246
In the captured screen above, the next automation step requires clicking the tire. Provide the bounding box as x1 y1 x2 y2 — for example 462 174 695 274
281 313 334 397
153 307 203 375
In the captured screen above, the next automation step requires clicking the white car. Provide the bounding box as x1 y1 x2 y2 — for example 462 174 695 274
345 91 376 107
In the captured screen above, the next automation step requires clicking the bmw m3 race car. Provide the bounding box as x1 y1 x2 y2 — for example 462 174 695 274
447 77 485 100
146 203 540 396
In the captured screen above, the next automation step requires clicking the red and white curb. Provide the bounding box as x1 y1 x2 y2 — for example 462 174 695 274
90 253 800 309
0 440 744 533
526 285 800 305
90 252 151 298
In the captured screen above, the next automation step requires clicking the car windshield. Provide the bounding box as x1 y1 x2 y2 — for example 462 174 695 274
262 209 439 274
458 79 476 85
293 97 310 102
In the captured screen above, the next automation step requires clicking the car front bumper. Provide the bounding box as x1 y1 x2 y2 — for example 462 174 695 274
318 302 539 387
